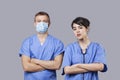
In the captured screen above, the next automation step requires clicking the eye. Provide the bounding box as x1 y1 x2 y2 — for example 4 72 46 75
36 20 41 23
43 20 48 23
78 26 83 29
72 28 76 31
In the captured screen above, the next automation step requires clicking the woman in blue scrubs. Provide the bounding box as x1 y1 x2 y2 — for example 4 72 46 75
62 17 107 80
19 11 64 80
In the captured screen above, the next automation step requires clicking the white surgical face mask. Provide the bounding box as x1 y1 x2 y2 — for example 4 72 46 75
36 22 48 33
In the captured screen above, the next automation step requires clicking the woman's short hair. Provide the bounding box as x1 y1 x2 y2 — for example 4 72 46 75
71 17 90 29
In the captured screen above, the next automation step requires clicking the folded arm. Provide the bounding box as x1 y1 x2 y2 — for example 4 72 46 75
78 63 104 71
31 54 63 70
64 63 104 74
64 64 88 74
21 55 45 72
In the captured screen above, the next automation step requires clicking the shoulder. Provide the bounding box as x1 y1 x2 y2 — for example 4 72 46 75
22 34 36 44
65 42 77 49
49 35 63 44
91 42 105 49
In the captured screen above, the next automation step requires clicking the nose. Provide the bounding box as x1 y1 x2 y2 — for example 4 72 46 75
76 29 80 33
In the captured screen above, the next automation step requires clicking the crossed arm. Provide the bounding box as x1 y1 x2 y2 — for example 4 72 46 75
21 54 63 72
21 55 45 72
64 63 104 74
31 54 63 70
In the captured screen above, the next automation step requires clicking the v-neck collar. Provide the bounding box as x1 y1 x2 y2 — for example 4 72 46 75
76 41 92 54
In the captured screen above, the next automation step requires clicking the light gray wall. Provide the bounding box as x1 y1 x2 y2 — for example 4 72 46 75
0 0 119 80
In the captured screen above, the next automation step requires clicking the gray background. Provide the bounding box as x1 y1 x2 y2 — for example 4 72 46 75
0 0 119 80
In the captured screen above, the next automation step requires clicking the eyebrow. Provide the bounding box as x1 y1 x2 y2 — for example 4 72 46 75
72 26 76 28
73 25 82 28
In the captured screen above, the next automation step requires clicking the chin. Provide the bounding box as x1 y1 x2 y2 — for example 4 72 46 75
77 37 83 40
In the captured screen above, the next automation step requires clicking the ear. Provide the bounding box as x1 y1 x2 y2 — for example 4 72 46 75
87 26 90 30
48 22 50 27
34 22 36 27
86 27 90 33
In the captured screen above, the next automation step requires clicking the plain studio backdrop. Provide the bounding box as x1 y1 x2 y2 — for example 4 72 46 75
0 0 119 80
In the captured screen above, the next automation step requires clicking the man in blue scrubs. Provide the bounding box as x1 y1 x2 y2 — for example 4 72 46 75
19 11 64 80
62 17 107 80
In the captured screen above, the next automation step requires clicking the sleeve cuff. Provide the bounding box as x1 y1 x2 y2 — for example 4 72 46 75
101 64 108 72
61 68 65 75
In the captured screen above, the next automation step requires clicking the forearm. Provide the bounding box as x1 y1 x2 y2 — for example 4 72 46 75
31 54 63 70
21 55 45 72
33 60 60 70
23 62 45 72
78 63 104 72
64 64 88 74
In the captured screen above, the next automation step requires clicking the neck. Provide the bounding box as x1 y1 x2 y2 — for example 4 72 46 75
37 32 48 43
37 32 48 38
78 37 90 49
79 37 90 44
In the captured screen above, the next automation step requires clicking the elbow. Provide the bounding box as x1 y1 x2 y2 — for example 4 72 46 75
100 64 108 72
98 63 104 71
54 64 61 70
53 66 60 70
64 67 70 74
53 62 62 70
22 63 31 72
23 65 29 72
64 69 69 74
55 67 60 70
56 66 61 70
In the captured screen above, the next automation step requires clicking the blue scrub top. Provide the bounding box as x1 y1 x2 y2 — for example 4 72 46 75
19 34 64 80
62 42 107 80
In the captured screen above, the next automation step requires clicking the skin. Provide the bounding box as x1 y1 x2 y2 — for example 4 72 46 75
21 15 63 72
64 23 104 74
34 15 50 44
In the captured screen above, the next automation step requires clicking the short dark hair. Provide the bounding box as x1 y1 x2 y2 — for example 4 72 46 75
34 11 50 24
71 17 90 29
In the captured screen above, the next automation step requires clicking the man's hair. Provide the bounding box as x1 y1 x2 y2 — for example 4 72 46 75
34 11 50 24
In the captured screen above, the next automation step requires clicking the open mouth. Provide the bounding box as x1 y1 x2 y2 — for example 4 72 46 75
77 34 81 37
